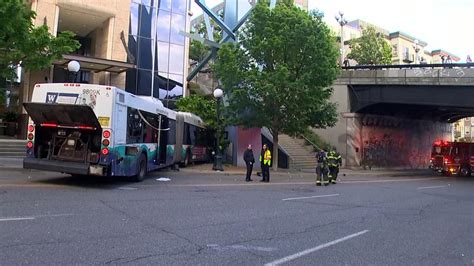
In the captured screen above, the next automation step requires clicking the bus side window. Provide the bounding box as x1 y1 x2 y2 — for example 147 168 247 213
127 108 143 144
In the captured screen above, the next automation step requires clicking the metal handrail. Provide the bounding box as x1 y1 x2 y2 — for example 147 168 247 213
299 134 322 152
342 62 473 70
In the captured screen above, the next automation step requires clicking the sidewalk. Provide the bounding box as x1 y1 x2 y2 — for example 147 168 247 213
0 157 23 169
178 163 432 179
0 157 433 181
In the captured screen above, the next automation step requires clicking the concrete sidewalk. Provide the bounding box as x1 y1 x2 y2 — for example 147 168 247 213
0 157 433 181
177 163 432 179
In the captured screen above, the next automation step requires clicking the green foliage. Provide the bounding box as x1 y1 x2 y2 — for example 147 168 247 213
0 0 80 80
347 26 392 65
189 10 224 63
176 95 231 151
3 110 19 122
0 88 5 106
175 95 218 129
189 40 208 62
213 2 339 169
214 2 339 136
300 128 333 152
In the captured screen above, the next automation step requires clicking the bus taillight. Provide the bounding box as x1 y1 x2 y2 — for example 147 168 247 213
27 133 34 140
103 130 111 138
28 125 35 132
102 139 110 146
26 141 33 149
101 148 109 155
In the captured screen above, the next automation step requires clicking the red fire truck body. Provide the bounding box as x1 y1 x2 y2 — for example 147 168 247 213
430 140 474 176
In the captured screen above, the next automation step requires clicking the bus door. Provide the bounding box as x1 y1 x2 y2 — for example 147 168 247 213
158 115 169 165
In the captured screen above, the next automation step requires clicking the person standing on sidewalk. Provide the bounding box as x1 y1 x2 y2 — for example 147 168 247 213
243 144 255 182
259 144 272 182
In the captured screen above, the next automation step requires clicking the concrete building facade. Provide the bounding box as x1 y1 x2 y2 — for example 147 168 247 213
17 0 191 136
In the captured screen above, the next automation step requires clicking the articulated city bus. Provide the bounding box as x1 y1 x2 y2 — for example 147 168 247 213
23 83 212 181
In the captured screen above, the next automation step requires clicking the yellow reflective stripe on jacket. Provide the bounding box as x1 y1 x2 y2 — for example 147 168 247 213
263 150 271 165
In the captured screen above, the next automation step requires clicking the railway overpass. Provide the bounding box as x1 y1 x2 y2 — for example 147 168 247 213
314 65 474 168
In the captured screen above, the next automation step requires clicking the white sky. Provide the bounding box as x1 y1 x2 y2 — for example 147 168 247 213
192 0 474 61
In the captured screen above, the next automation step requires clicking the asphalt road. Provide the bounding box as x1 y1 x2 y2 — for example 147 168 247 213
0 166 473 265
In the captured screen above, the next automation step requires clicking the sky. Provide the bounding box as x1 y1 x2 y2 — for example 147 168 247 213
191 0 474 61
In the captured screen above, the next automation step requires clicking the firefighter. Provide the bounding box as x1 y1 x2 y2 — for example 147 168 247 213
315 149 329 186
327 150 342 184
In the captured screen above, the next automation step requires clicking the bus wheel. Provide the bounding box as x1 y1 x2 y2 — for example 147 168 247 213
134 154 147 182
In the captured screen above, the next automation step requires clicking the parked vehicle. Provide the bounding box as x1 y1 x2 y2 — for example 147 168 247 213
430 140 474 176
23 83 212 181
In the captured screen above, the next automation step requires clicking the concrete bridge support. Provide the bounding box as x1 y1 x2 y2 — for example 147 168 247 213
314 83 452 168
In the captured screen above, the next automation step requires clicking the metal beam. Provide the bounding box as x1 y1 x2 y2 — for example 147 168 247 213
187 7 254 82
194 0 235 40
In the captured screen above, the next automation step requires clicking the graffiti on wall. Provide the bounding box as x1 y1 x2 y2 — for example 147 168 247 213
360 115 451 169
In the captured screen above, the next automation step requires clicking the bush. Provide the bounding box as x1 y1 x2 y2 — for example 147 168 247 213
300 128 333 152
3 111 18 122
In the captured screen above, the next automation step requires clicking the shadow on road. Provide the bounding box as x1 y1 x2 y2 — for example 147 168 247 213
32 174 137 189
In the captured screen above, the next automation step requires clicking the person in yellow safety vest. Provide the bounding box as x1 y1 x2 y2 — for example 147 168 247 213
327 150 342 184
259 144 272 182
315 150 329 186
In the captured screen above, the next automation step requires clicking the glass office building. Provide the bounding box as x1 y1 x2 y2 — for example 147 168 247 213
126 0 189 108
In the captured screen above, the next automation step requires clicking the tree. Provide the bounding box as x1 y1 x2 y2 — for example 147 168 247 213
0 0 80 80
347 26 392 65
176 95 229 153
213 1 339 170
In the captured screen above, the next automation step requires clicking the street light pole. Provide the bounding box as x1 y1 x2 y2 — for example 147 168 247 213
335 11 348 66
67 60 80 82
413 39 420 64
213 87 224 171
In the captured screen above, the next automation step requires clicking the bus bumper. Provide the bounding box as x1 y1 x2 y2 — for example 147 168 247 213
23 158 100 175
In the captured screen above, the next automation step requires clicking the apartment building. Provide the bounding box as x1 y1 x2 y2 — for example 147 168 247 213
330 19 460 65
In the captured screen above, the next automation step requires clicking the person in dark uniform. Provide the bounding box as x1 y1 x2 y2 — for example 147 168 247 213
327 150 342 184
315 149 329 186
243 144 255 182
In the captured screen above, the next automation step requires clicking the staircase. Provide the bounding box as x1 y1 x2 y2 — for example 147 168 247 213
0 139 26 158
278 134 317 171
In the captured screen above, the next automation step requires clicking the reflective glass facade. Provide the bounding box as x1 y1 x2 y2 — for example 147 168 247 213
126 0 188 108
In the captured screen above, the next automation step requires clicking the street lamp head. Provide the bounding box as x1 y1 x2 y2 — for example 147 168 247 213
414 39 419 45
67 60 80 73
339 11 344 17
213 88 223 98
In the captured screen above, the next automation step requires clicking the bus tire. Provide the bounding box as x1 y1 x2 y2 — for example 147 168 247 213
134 154 147 182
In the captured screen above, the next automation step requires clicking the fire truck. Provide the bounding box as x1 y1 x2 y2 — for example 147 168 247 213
430 140 474 176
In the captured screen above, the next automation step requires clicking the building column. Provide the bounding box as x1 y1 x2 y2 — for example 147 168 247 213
343 113 363 167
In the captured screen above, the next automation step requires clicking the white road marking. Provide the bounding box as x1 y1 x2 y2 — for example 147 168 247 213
282 194 339 201
118 186 138 190
0 213 74 222
340 177 445 184
207 244 277 252
264 230 369 266
417 185 447 190
171 177 444 188
0 217 35 222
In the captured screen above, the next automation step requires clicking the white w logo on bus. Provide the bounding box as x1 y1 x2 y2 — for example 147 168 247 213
46 93 58 103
